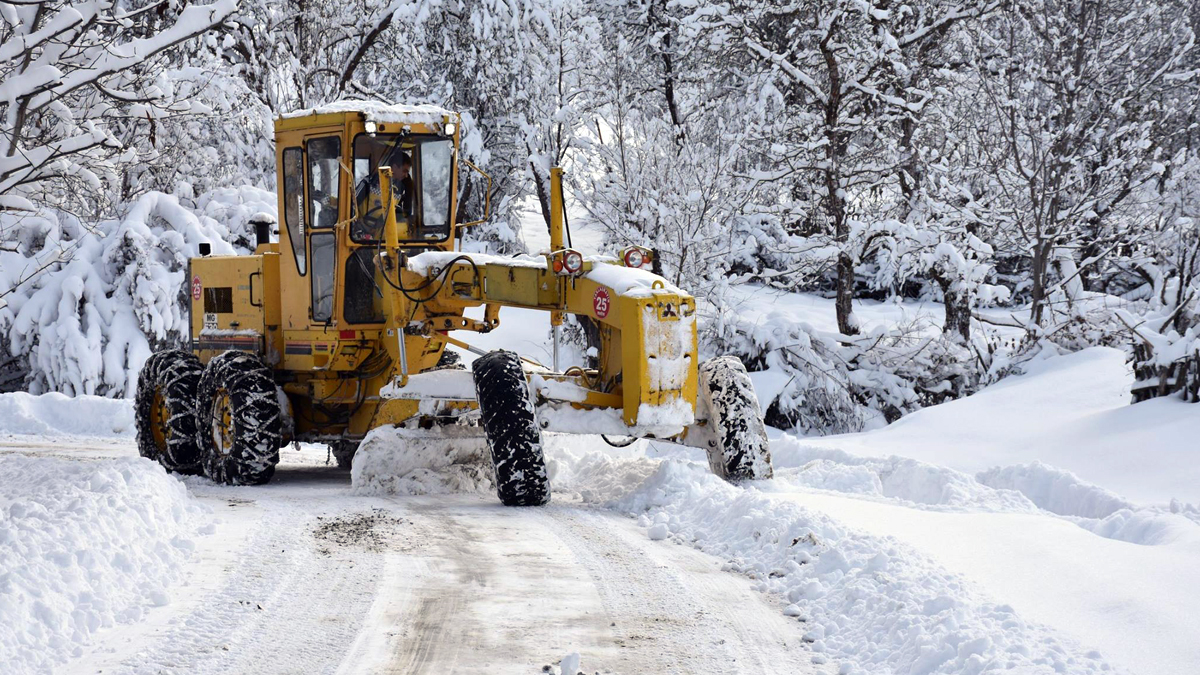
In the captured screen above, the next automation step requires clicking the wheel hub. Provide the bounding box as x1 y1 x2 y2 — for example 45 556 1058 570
150 389 170 451
212 389 235 457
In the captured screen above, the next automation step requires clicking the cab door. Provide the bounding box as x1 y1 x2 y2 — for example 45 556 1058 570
304 135 343 327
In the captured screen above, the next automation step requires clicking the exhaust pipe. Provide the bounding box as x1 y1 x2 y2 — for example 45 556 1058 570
251 213 276 250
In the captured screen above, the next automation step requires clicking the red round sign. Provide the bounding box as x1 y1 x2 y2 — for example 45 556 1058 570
593 287 611 319
192 276 202 301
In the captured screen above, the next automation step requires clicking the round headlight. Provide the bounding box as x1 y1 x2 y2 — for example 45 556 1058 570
624 248 645 268
563 251 583 274
444 122 457 136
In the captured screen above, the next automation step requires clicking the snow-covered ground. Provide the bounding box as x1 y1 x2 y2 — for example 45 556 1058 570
3 337 1198 674
799 346 1200 506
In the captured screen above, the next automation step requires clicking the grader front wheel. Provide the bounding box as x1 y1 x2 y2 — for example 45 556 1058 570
473 350 550 506
699 356 773 482
331 439 358 469
135 349 204 474
196 351 282 485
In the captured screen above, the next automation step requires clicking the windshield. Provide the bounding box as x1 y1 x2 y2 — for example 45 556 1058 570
420 140 452 238
351 134 453 244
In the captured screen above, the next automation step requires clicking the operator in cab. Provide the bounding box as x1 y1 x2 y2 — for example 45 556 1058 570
353 151 413 241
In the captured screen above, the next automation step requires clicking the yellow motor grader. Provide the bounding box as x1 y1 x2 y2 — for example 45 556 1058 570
135 101 772 505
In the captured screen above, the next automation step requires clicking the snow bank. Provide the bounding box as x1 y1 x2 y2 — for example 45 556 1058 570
1074 507 1199 546
975 462 1133 520
350 425 493 496
0 456 211 675
575 458 1113 675
772 436 1197 545
770 438 1037 513
0 392 134 438
800 346 1200 506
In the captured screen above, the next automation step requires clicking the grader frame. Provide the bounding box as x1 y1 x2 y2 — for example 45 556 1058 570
138 102 771 503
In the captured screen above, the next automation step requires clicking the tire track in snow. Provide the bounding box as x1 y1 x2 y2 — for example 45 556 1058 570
538 506 825 675
103 495 386 675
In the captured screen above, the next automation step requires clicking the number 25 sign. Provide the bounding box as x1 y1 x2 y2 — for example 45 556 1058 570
593 287 611 319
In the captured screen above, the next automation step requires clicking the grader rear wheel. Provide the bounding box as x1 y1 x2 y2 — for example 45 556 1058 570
699 356 773 482
473 350 550 506
135 349 204 474
196 351 282 485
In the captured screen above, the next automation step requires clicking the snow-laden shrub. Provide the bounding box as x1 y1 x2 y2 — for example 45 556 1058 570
0 188 273 397
705 296 983 435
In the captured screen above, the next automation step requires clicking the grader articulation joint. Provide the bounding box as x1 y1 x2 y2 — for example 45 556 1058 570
135 101 773 505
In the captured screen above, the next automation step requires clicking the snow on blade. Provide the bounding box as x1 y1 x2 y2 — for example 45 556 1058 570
0 456 211 675
350 425 493 496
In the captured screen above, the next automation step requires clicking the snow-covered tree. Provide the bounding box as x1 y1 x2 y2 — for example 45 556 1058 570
970 0 1195 327
0 0 239 214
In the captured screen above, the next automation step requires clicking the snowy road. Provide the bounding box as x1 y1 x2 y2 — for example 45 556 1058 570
11 440 818 675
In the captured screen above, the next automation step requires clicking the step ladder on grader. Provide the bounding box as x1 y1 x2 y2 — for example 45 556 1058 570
135 101 773 505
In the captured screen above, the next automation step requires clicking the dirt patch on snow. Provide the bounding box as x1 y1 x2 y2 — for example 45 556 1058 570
311 509 409 554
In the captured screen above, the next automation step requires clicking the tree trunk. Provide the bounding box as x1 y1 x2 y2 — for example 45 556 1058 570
937 275 971 343
1029 239 1050 326
530 159 552 234
819 28 857 336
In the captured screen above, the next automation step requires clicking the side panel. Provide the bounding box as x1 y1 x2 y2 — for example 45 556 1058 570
190 255 266 362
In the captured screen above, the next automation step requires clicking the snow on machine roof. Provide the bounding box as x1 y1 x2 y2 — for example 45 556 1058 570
280 100 456 125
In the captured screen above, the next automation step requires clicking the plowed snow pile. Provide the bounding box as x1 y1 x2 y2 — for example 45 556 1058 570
350 425 493 495
556 454 1105 675
0 455 211 675
0 392 134 439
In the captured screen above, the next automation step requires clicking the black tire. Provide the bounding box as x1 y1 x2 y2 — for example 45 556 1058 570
435 349 464 370
472 350 550 506
135 349 204 474
699 356 774 482
331 439 357 469
196 351 282 485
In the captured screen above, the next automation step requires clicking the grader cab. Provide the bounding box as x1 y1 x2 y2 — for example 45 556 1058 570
135 101 772 505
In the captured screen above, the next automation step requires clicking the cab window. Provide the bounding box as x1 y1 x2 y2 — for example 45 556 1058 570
419 140 452 240
310 232 336 323
307 137 341 229
282 147 305 275
350 134 452 244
